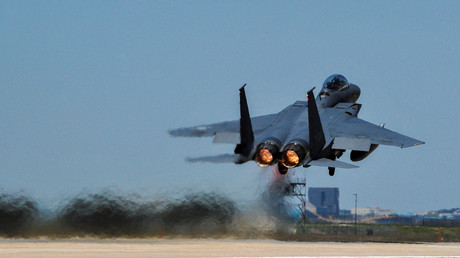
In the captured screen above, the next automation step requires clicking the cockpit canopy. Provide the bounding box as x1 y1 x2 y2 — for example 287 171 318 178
322 74 349 91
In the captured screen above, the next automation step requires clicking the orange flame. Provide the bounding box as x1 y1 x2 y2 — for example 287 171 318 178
282 150 299 167
258 148 273 164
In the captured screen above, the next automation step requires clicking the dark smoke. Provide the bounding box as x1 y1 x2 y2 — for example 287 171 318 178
0 193 38 236
0 169 301 239
160 192 238 236
54 190 238 237
56 192 157 236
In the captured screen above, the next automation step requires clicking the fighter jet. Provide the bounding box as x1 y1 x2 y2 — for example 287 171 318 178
169 74 424 176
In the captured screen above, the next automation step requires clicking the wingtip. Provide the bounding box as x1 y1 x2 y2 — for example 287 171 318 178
401 141 425 148
185 157 195 163
167 128 191 137
167 129 177 136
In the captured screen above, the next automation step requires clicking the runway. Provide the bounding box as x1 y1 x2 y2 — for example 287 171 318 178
0 239 459 257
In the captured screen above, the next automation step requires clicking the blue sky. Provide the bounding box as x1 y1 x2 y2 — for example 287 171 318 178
1 1 459 212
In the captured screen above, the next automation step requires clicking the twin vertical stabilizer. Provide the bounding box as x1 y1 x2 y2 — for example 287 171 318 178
307 88 326 159
234 84 254 157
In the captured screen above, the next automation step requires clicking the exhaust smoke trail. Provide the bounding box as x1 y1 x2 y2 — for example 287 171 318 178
258 166 297 233
56 192 157 236
54 191 238 237
226 166 298 239
0 193 38 236
0 168 300 239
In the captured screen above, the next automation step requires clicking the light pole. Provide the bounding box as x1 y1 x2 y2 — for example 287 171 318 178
353 193 357 236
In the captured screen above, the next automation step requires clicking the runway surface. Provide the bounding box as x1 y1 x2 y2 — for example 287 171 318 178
0 239 459 257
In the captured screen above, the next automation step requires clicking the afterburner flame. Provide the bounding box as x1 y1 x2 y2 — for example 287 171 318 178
258 148 273 165
285 150 299 165
282 150 299 167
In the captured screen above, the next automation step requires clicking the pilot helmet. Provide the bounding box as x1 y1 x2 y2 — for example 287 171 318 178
322 74 349 91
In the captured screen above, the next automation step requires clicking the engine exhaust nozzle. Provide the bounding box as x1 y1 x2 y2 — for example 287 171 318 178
254 141 280 167
281 142 308 168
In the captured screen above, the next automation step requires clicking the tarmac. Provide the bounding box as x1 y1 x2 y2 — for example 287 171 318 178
0 239 459 257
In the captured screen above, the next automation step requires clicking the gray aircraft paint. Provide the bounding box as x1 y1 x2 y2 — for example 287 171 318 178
169 75 424 176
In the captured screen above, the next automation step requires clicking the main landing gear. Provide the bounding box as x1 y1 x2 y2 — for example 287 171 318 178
328 167 335 176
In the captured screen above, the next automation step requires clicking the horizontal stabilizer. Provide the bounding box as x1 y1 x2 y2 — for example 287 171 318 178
305 158 359 169
186 154 239 163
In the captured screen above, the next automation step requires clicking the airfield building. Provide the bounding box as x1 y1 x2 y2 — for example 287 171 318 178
308 187 340 216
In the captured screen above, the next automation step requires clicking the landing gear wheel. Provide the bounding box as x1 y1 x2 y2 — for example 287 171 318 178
328 167 335 176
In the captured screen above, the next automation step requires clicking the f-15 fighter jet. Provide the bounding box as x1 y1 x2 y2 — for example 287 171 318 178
169 74 424 176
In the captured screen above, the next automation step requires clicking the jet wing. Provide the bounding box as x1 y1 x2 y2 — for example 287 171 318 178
168 113 278 144
331 117 425 149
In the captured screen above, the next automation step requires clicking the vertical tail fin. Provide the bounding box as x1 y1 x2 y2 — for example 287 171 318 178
307 88 326 159
234 84 254 157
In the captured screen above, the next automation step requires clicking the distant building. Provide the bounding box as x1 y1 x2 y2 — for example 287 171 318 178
308 187 339 216
339 209 352 216
352 207 394 217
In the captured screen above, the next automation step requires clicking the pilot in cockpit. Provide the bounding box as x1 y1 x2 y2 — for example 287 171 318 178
317 74 361 106
323 74 349 91
319 74 350 97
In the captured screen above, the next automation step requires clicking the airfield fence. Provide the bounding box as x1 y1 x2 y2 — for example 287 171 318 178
299 223 397 237
294 223 460 242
